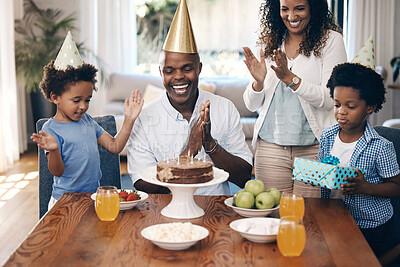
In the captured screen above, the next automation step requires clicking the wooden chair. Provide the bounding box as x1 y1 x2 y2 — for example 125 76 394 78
374 126 400 265
36 115 121 219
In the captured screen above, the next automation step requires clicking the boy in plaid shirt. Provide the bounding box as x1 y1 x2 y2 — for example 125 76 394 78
318 63 400 259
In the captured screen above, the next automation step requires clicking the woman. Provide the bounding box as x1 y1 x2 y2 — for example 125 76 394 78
243 0 347 197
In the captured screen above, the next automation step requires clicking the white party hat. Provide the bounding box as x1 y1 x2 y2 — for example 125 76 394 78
351 35 375 71
54 31 84 70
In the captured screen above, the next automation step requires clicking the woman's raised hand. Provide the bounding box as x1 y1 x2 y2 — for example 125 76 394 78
270 48 291 81
243 47 267 91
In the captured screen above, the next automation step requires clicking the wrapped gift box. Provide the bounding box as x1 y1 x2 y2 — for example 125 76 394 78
292 157 365 190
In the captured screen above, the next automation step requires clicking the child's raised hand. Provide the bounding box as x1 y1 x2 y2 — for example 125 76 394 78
124 89 144 122
30 131 58 151
100 89 144 154
340 169 369 195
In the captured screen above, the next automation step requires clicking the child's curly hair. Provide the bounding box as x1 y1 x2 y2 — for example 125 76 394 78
258 0 342 59
327 63 386 113
40 60 98 101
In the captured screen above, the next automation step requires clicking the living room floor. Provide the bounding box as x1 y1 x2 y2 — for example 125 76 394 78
0 145 128 265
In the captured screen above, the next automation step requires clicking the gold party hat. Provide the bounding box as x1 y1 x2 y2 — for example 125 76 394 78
351 35 375 71
162 0 198 53
54 31 84 70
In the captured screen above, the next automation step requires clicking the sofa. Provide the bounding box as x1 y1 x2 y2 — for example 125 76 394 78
102 72 257 156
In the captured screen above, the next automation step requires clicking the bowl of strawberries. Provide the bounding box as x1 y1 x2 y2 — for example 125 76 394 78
91 189 148 211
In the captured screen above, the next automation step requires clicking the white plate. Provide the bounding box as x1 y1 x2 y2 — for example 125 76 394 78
224 197 279 217
139 166 229 188
91 190 148 211
141 223 209 250
230 217 280 243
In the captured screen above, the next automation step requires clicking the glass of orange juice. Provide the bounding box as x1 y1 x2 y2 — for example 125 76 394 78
277 216 306 257
95 186 120 221
279 192 305 218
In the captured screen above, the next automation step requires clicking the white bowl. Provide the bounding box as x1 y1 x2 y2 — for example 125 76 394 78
141 223 209 250
224 197 279 217
91 190 148 211
230 217 280 243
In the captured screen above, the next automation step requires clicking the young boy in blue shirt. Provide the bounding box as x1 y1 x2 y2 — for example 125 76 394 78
319 62 400 258
31 32 143 210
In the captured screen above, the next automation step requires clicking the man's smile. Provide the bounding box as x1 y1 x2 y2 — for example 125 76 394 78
172 83 189 95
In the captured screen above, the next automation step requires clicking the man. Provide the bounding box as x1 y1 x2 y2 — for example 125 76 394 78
127 0 252 194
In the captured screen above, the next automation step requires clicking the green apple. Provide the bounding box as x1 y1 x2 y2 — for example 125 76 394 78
233 190 245 206
255 192 275 209
266 188 281 205
235 191 255 209
244 180 265 197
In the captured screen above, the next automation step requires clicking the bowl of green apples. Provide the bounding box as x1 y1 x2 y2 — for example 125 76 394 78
225 180 280 218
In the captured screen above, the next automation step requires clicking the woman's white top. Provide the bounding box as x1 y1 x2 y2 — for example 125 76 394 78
243 30 347 149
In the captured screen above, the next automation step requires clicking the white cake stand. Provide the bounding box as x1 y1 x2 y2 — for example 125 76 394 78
139 166 229 219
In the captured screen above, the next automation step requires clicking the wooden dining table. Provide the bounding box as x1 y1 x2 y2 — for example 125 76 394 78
5 193 380 266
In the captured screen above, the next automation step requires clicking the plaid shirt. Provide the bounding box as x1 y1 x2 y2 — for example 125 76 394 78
318 122 400 229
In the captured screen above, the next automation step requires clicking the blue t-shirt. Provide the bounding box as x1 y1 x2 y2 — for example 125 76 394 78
42 113 105 199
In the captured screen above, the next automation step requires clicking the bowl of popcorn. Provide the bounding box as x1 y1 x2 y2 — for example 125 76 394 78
141 222 209 250
229 217 280 243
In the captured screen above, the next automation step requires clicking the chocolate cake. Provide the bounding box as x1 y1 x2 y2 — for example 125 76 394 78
156 156 214 184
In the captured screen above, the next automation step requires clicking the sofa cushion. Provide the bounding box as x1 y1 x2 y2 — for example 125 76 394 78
241 117 257 140
143 84 164 105
108 72 163 102
202 77 257 118
102 101 124 115
199 81 216 93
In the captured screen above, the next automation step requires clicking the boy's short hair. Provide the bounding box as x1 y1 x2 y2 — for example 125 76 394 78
39 60 98 101
326 63 386 112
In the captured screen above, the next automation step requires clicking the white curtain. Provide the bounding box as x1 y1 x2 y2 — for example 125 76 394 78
346 0 395 126
79 0 137 116
0 0 21 172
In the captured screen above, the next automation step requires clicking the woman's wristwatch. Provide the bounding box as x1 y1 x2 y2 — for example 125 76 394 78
288 75 300 88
